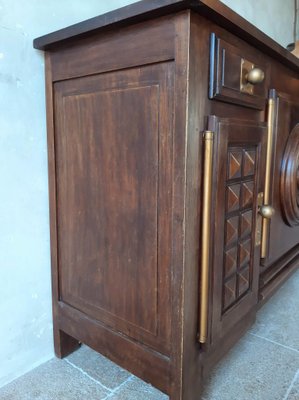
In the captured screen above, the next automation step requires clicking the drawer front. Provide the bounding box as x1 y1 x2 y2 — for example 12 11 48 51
209 33 268 110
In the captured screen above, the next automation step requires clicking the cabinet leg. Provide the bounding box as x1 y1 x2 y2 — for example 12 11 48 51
54 328 81 358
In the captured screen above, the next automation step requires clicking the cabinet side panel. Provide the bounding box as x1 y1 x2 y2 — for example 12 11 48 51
54 63 174 356
50 16 175 81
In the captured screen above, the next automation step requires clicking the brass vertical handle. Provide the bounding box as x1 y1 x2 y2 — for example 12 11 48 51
261 98 275 259
199 130 214 344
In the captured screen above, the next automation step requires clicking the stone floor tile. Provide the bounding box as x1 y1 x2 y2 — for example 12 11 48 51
1 272 298 400
108 376 168 400
0 358 109 400
250 270 299 351
202 334 299 400
66 345 131 390
285 370 299 400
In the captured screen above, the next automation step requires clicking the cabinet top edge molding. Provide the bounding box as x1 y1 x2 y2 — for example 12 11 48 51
33 0 299 72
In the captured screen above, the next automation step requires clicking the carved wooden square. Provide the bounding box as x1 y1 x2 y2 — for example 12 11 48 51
226 184 241 213
227 150 242 180
226 216 239 247
241 181 254 208
239 238 251 268
224 246 238 278
223 276 236 310
243 149 256 177
240 210 252 240
238 265 250 296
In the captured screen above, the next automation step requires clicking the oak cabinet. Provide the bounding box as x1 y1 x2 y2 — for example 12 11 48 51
34 1 299 399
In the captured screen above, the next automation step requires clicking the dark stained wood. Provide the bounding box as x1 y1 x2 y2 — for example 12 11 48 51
33 0 299 72
178 12 208 400
280 124 299 226
43 16 178 395
54 330 81 358
58 301 171 393
54 62 174 355
196 0 299 71
50 16 175 82
33 0 189 50
261 91 299 270
260 245 299 287
37 2 299 399
168 11 188 399
45 53 81 358
209 33 268 109
206 117 267 346
259 257 299 306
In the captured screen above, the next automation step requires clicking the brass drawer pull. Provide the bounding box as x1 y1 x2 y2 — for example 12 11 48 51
259 205 275 219
199 130 214 344
246 68 265 85
240 59 265 94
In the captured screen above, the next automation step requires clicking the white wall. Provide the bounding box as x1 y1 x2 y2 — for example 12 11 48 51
0 0 134 388
0 0 295 389
221 0 295 47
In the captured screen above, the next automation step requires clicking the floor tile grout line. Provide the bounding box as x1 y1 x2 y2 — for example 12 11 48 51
282 368 299 400
249 332 299 354
64 358 113 393
102 375 134 399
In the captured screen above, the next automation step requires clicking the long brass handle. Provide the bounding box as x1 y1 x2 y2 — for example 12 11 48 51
199 130 214 344
246 68 265 85
261 98 275 259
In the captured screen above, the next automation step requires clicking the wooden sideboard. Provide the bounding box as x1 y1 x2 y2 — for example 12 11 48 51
34 1 299 399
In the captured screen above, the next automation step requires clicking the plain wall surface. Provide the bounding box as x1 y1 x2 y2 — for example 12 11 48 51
221 0 295 47
0 0 295 389
0 0 134 388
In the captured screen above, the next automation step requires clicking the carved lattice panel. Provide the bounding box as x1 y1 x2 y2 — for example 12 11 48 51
222 146 256 312
208 116 267 347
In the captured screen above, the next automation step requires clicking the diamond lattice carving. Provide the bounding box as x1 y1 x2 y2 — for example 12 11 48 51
226 216 239 247
239 238 251 267
241 181 254 208
243 150 256 177
228 151 242 180
224 247 238 278
223 276 236 309
238 266 250 296
222 146 257 314
240 210 252 239
227 184 240 213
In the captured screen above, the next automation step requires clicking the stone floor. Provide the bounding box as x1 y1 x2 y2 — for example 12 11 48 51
1 270 298 400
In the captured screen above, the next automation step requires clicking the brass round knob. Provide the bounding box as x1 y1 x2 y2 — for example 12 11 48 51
259 205 275 219
246 68 265 84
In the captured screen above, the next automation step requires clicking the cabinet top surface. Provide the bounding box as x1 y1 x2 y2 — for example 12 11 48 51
33 0 299 71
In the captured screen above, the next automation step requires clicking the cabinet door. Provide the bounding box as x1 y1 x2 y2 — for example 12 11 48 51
261 91 299 268
200 117 267 347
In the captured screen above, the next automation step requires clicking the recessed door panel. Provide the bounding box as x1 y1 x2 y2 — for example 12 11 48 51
53 63 174 355
202 117 267 346
261 91 299 269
